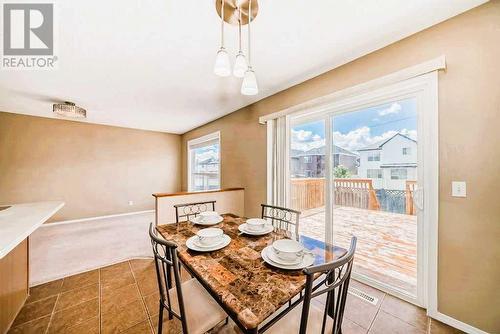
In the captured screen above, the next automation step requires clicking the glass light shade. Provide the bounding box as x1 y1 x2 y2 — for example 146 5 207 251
53 102 86 118
241 68 258 95
213 48 231 77
233 52 247 78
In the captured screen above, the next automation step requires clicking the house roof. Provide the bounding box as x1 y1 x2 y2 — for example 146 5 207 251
291 145 358 157
357 133 417 151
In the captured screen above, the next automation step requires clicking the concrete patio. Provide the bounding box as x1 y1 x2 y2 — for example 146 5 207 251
300 206 417 295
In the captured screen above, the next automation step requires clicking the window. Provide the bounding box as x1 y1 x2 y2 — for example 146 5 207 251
402 147 411 155
303 156 312 163
367 151 380 161
367 169 383 179
391 168 407 180
188 132 220 191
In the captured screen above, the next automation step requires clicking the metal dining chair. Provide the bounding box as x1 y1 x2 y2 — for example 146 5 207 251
148 223 227 334
262 237 357 334
174 201 216 223
261 204 301 240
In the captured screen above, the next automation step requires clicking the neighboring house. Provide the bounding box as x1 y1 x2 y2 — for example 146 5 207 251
192 156 219 190
291 145 358 178
357 133 417 190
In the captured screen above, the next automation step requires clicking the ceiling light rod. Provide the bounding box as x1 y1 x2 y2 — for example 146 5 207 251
238 6 242 51
213 0 231 77
233 4 247 78
221 0 225 47
241 0 258 95
247 0 251 67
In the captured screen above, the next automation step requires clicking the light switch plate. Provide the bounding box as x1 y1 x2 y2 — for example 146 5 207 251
452 181 466 197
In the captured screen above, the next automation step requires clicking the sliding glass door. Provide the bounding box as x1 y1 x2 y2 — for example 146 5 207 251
329 98 419 299
289 119 328 246
287 95 423 305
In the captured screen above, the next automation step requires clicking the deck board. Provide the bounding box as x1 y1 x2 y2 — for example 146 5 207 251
300 206 417 295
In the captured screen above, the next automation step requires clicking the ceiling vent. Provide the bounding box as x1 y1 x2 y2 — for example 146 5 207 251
53 101 86 118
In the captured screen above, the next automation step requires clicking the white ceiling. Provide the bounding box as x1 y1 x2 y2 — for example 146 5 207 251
0 0 487 134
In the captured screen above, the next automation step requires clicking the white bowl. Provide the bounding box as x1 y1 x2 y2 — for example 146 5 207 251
272 239 304 262
246 218 267 231
196 227 223 246
199 211 220 223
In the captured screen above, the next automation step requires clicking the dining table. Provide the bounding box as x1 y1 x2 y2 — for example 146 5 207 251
156 213 347 334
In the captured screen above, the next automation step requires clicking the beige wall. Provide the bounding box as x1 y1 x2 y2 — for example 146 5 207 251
181 2 500 332
0 112 181 221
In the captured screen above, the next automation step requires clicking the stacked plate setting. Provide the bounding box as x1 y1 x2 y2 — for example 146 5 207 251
186 227 231 252
238 218 274 236
261 239 315 270
190 211 224 225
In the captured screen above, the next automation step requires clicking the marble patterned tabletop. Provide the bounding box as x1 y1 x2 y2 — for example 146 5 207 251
156 213 347 331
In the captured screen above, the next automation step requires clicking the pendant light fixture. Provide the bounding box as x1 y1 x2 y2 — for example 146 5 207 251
214 0 259 95
240 0 258 95
232 6 247 78
213 0 231 77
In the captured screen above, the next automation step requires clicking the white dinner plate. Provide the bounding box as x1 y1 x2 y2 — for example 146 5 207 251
238 223 274 236
186 234 231 252
261 246 315 270
190 215 224 225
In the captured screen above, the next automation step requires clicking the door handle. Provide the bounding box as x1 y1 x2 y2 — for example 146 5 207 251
412 187 424 211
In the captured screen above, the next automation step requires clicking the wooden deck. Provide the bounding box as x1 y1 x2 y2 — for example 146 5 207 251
300 206 417 295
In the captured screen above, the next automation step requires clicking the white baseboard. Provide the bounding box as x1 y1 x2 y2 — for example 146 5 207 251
428 310 490 334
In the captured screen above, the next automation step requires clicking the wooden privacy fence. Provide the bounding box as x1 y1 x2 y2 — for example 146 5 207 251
290 178 417 215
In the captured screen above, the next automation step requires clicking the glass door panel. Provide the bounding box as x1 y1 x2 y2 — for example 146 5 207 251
331 98 418 297
289 119 327 247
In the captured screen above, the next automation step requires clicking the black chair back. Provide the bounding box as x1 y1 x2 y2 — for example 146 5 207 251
174 201 216 223
149 223 189 333
261 204 301 240
301 237 357 334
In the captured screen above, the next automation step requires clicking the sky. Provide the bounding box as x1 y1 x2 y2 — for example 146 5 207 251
291 98 418 152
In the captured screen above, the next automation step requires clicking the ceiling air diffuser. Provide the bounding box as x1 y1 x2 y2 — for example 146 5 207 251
53 101 86 118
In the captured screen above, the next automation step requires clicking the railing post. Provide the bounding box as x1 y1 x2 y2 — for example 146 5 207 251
367 180 380 211
405 181 416 215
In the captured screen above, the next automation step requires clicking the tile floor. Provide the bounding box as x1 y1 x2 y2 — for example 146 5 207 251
9 259 463 334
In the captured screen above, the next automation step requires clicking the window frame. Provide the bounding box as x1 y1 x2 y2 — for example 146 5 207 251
390 168 408 180
367 151 381 161
367 168 383 179
187 131 221 192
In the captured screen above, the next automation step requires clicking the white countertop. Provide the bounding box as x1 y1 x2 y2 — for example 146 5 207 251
0 201 64 259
